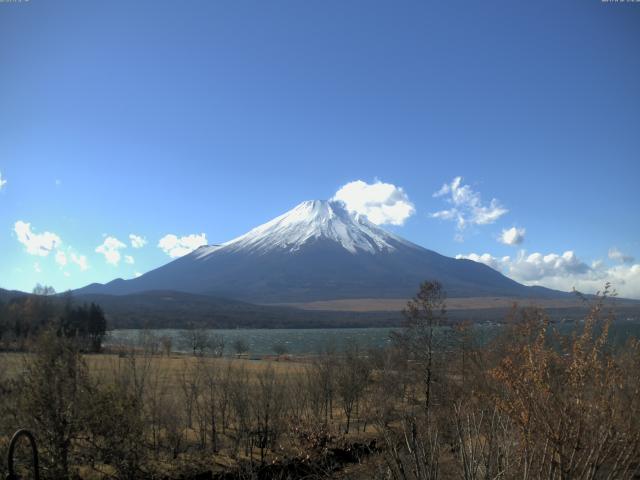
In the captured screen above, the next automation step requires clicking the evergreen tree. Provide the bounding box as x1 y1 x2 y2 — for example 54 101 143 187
88 302 107 352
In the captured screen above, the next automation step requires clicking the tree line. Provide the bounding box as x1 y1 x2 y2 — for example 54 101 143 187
0 285 107 353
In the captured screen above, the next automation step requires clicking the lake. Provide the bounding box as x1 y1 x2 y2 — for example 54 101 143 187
105 320 640 357
105 327 398 356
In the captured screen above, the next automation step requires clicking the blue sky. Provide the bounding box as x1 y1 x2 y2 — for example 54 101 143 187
1 0 639 297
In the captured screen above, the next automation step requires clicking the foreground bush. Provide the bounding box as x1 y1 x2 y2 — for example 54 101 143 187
376 282 640 480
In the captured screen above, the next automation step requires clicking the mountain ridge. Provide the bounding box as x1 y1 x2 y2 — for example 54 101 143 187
74 200 571 302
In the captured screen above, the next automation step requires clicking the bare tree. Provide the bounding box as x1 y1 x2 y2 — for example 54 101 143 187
208 333 225 357
84 361 150 479
201 359 223 452
336 342 371 434
232 337 250 357
228 365 251 456
393 281 446 415
310 347 337 428
20 329 89 478
159 335 172 357
272 342 289 358
378 281 447 480
137 329 159 355
251 365 286 463
179 359 201 429
180 327 216 356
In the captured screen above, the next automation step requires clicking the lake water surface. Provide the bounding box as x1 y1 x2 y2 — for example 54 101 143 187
106 327 397 356
106 321 640 357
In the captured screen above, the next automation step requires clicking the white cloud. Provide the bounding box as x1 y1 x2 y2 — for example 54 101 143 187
125 255 135 264
55 250 68 267
608 247 634 264
507 251 591 281
129 234 147 249
14 221 62 257
431 177 508 238
457 249 640 299
71 253 89 271
134 272 142 278
332 180 415 226
158 233 208 258
34 262 41 273
458 250 589 280
456 252 511 271
64 271 71 277
603 263 640 299
0 171 6 190
499 227 526 246
14 221 89 272
95 236 127 265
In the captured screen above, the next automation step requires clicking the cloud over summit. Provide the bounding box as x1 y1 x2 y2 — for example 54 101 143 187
333 180 415 226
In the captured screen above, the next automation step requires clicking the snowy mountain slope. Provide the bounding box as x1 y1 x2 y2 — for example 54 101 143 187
195 200 414 256
75 200 568 302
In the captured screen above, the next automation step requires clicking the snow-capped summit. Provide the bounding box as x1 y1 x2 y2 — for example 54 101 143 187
195 200 413 258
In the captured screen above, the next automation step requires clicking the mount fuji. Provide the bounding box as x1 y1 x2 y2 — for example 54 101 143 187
76 200 565 302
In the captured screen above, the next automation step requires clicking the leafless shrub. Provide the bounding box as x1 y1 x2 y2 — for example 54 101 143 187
251 365 287 463
489 285 640 479
18 329 90 479
336 342 371 434
232 338 250 356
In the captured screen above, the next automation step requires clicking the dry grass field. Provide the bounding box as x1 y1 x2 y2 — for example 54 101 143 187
1 351 308 390
1 349 383 479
